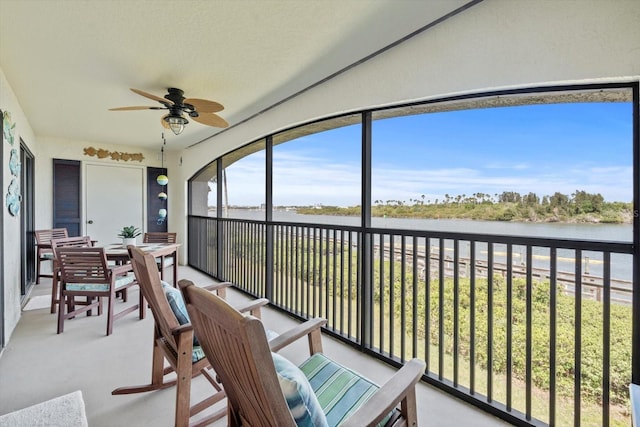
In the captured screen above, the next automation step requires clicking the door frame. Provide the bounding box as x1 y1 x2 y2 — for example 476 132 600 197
20 140 35 294
0 108 5 349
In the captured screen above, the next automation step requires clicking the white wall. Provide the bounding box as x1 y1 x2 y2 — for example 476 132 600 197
35 136 164 231
1 67 37 340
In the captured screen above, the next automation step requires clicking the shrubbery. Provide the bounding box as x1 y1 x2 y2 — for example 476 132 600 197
382 274 632 406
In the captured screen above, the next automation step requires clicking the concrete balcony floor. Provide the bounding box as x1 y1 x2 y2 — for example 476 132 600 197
0 266 509 426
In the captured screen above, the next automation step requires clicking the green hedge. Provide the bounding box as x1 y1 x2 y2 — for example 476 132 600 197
385 274 632 406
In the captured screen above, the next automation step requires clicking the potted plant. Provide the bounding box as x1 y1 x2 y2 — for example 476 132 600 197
117 225 142 247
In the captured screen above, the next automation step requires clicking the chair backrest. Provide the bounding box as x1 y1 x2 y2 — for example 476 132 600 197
35 228 68 245
128 246 181 352
180 281 295 426
56 247 110 284
143 232 177 244
51 235 93 252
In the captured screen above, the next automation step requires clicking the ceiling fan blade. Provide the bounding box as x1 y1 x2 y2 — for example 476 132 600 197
191 112 229 128
130 88 174 106
109 106 158 111
160 114 170 129
184 98 224 113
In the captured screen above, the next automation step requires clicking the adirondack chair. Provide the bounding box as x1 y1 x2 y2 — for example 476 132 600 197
112 246 267 427
180 279 427 427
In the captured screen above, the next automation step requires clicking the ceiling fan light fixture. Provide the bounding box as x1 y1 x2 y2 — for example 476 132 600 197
165 115 188 135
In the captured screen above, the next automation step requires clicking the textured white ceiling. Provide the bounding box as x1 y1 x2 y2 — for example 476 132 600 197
0 0 469 150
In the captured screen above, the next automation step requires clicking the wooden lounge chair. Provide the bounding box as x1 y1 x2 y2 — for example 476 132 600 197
112 246 267 427
180 279 427 427
35 228 68 284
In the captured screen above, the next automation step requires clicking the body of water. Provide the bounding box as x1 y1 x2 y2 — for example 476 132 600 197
226 208 633 242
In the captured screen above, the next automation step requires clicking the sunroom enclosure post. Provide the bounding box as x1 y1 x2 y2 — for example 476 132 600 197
361 111 373 350
632 83 640 386
266 135 274 301
216 160 224 277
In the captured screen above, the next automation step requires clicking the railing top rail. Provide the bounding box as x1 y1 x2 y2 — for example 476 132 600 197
191 215 634 254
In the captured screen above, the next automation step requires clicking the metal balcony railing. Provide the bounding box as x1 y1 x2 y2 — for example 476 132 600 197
188 214 634 427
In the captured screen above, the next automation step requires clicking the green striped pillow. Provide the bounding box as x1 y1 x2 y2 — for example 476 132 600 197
299 353 395 427
272 353 328 427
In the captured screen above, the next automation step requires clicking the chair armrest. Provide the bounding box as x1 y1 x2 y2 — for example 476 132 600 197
110 263 133 275
171 323 194 336
202 281 232 292
268 317 327 353
340 358 426 427
202 281 232 299
235 298 269 318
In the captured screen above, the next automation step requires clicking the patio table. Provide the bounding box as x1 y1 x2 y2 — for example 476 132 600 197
102 243 181 285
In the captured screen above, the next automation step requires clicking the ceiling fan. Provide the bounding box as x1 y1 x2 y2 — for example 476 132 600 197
109 88 228 135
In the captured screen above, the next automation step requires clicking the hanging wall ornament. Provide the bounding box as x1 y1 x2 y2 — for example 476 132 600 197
3 110 15 146
4 110 20 216
156 134 169 186
6 178 20 216
158 191 167 201
156 174 169 186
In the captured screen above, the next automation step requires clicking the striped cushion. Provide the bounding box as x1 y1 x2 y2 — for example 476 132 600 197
299 353 395 427
273 353 327 427
67 274 135 292
192 345 206 363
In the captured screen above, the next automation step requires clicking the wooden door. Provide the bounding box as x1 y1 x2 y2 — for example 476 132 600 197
85 163 145 246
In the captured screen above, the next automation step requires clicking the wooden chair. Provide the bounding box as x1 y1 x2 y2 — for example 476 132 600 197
180 279 426 427
49 236 93 314
112 246 268 427
55 246 142 336
35 228 68 284
143 232 177 244
144 232 177 283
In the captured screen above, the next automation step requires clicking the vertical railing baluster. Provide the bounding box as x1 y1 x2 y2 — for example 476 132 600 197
389 234 395 358
550 247 557 426
454 239 460 387
424 237 431 371
603 251 611 427
438 238 444 379
574 248 582 427
318 228 324 318
506 244 513 412
470 240 476 394
340 229 345 335
312 227 318 317
331 228 338 329
413 236 419 359
487 242 494 402
526 245 533 420
325 228 331 324
379 233 385 354
401 235 407 363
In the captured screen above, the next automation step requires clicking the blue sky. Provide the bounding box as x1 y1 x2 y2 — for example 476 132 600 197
221 102 633 207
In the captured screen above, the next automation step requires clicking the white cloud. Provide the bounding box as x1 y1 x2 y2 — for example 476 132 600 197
210 152 632 207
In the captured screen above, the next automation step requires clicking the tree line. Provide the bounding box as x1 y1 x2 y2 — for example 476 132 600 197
299 190 633 223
